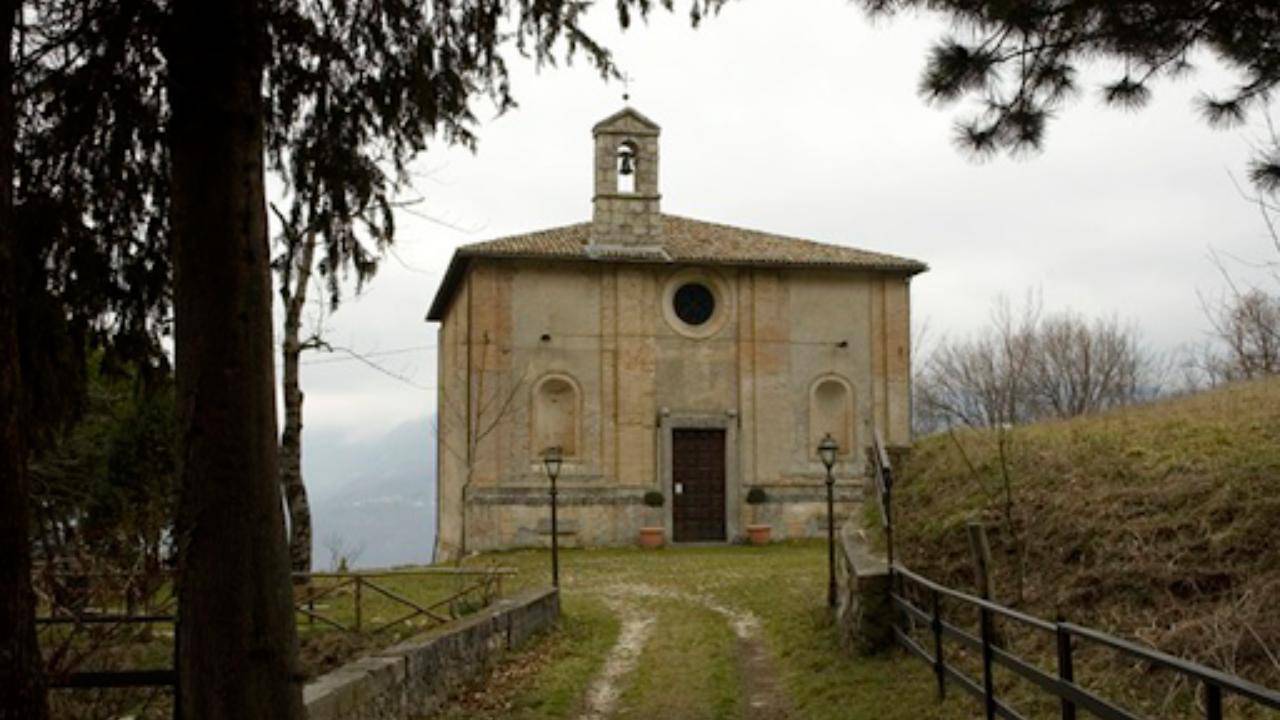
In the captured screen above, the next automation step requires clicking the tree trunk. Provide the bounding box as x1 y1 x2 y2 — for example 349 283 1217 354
0 2 50 717
280 231 316 579
166 0 304 716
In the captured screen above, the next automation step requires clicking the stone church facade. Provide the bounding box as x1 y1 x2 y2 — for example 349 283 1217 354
427 108 924 560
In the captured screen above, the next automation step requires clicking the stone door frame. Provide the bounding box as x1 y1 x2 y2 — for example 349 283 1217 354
658 409 740 543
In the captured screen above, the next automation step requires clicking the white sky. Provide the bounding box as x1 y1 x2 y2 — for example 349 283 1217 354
284 1 1276 446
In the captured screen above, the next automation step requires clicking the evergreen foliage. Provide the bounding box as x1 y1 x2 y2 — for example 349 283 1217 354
28 353 176 576
15 0 727 317
6 2 726 716
861 0 1280 189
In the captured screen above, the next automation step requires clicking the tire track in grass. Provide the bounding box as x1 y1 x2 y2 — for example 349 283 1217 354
576 598 656 720
584 583 791 720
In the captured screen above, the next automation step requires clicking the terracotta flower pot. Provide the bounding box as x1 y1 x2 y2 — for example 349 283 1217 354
638 527 665 548
746 524 772 546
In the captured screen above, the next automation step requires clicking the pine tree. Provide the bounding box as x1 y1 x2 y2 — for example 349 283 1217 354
0 2 47 714
861 0 1280 191
5 1 724 715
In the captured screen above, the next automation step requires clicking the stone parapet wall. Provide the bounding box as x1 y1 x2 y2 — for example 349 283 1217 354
835 524 893 655
466 494 650 551
462 489 864 552
304 587 559 720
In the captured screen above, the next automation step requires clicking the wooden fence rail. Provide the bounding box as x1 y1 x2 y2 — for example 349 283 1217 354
35 566 515 697
292 568 514 634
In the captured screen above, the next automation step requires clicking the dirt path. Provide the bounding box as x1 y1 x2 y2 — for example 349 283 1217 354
576 599 656 720
442 544 962 720
736 632 790 720
581 582 792 720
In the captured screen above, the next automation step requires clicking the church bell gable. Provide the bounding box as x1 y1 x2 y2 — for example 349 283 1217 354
591 108 662 248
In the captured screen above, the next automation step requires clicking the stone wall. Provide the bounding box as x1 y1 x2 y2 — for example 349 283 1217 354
304 587 559 720
435 257 905 558
592 110 662 247
835 523 893 656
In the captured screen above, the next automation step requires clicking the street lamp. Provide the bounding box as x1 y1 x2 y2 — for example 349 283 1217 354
818 433 839 608
542 446 563 588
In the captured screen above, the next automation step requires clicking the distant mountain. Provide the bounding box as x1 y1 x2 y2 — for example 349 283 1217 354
305 416 436 569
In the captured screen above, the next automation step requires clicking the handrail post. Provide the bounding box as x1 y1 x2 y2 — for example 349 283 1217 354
880 435 895 594
354 575 363 633
884 464 894 575
980 605 996 720
1056 621 1076 720
306 577 314 627
1205 683 1222 720
931 588 946 700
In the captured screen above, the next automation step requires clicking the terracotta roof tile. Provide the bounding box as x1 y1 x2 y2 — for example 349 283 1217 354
427 214 926 320
456 214 926 272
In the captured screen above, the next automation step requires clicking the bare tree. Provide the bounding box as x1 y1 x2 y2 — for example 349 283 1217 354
276 215 321 580
1189 171 1280 387
438 332 527 560
919 296 1159 429
1200 289 1280 382
917 294 1041 430
322 533 365 573
1030 313 1158 419
916 296 1041 603
916 295 1158 604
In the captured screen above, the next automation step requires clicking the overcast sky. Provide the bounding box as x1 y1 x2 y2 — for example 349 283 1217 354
285 2 1275 469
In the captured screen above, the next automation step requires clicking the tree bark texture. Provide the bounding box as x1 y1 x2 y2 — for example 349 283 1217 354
0 2 50 717
280 232 316 578
166 0 305 716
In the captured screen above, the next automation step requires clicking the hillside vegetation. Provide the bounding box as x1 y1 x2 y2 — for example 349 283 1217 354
895 377 1280 713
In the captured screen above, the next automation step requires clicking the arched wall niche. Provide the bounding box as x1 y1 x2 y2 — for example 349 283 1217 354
809 374 855 459
531 373 581 458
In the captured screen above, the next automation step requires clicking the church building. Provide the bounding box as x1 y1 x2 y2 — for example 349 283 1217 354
427 108 925 559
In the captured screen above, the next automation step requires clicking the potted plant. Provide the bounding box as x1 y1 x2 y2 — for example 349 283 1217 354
745 487 771 545
639 490 665 548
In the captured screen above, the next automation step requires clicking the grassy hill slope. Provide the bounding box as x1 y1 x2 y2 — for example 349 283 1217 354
895 377 1280 707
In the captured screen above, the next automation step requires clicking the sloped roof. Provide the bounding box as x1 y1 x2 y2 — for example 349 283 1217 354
426 214 927 320
592 107 661 134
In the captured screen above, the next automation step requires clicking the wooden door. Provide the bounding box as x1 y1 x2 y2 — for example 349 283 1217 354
672 429 726 542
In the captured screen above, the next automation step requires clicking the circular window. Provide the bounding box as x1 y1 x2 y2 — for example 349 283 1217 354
661 270 731 339
673 283 716 326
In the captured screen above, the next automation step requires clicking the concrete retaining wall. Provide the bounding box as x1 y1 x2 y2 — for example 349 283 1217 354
304 586 559 720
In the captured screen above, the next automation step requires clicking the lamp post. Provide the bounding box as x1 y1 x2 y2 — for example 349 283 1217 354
542 446 563 588
818 433 839 608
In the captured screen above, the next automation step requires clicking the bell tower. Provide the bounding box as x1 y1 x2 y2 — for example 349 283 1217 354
591 107 662 248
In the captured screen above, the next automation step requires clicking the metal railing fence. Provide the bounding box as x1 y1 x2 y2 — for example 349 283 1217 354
866 430 1280 719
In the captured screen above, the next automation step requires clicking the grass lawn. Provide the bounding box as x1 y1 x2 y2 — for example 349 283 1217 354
439 541 972 720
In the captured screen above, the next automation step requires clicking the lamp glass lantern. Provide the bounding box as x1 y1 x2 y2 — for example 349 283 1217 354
817 434 838 472
543 446 563 481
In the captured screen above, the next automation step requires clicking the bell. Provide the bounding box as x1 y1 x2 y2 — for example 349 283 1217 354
618 151 635 176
